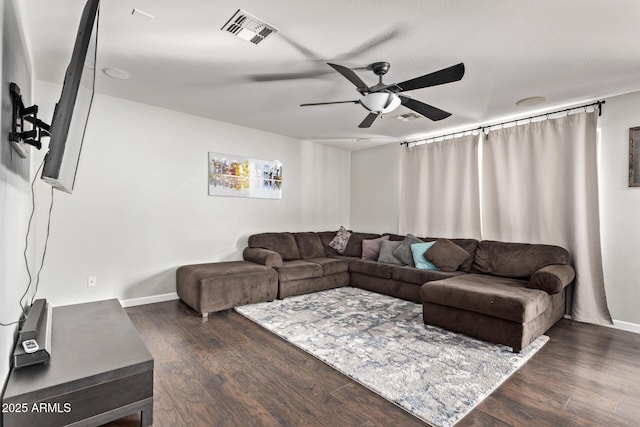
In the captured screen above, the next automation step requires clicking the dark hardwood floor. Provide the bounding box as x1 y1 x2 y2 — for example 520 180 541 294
108 298 640 426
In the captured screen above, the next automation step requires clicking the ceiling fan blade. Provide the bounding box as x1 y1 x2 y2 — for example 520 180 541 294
279 34 322 61
251 35 330 81
300 100 359 107
249 70 334 82
337 26 403 60
395 63 465 92
250 30 402 82
358 113 379 128
328 63 370 92
400 96 451 121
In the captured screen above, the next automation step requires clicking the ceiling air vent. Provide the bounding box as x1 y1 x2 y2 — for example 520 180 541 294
221 9 278 45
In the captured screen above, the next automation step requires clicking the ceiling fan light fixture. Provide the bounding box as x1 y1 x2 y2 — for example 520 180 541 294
360 92 401 114
516 96 546 107
102 67 131 80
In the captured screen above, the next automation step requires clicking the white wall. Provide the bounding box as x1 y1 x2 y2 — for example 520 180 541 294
0 0 34 387
598 91 640 327
31 82 350 306
350 92 640 329
350 143 401 233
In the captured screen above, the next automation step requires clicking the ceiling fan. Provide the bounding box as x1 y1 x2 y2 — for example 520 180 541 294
300 61 465 128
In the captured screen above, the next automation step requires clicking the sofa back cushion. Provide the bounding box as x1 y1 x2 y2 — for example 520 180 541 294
343 232 381 258
446 238 478 272
317 231 341 256
472 240 570 279
248 232 301 260
293 232 325 259
382 233 406 241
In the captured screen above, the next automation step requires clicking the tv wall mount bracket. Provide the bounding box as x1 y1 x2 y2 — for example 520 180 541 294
8 82 50 158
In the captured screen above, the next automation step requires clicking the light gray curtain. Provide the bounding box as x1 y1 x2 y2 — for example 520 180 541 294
399 134 481 239
482 111 612 325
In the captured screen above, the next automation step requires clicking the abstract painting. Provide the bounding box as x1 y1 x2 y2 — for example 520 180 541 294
208 152 283 199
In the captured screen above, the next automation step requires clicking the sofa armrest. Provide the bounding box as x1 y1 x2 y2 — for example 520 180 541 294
527 264 575 294
243 247 283 267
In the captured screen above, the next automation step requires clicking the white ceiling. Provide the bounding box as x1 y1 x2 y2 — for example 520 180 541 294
18 0 640 150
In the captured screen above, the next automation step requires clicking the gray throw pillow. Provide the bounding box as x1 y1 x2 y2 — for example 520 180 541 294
392 234 424 267
424 238 470 272
377 240 404 264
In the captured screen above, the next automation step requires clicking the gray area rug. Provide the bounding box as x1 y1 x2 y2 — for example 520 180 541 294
236 287 548 427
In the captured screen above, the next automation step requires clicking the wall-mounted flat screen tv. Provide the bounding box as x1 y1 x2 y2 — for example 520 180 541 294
41 0 100 193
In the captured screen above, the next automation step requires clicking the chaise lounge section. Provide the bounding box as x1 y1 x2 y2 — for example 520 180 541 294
421 240 575 352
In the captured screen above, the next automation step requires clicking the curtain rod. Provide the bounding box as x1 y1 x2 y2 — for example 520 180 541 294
400 100 605 147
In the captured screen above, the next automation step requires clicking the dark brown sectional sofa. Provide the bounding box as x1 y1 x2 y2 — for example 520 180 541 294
242 230 575 352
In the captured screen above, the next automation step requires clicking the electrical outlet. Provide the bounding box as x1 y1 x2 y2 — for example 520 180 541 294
88 276 97 287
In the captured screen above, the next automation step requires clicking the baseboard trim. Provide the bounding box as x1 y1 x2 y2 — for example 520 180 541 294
120 292 179 308
609 319 640 334
563 314 640 334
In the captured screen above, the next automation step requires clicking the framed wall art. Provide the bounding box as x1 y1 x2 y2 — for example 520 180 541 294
630 127 640 187
208 152 283 199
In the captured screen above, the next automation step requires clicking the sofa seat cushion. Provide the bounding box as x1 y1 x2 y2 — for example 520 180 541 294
349 259 394 279
421 274 550 323
275 260 323 281
392 265 463 284
306 257 350 275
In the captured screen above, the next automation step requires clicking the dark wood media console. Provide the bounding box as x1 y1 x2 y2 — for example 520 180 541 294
2 299 153 426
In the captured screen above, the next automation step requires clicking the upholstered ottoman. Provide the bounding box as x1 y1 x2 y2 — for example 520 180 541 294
176 261 278 317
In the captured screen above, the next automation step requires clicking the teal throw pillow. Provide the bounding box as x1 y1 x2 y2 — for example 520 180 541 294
410 242 439 270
